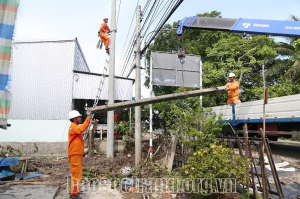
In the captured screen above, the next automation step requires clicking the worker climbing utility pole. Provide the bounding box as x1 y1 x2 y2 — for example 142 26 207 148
135 5 142 166
107 0 116 158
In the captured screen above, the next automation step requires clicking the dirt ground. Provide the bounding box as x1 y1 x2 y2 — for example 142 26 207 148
3 141 300 199
20 155 243 199
25 154 136 184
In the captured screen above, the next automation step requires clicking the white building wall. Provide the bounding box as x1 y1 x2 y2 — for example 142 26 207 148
3 119 70 142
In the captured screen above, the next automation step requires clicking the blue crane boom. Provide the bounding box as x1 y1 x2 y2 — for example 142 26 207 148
177 17 300 37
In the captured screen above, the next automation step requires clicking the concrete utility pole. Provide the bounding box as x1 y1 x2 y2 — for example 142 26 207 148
89 86 227 113
149 55 153 158
107 0 116 158
135 5 142 166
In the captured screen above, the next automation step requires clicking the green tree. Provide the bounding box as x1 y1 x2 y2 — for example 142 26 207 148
144 11 299 133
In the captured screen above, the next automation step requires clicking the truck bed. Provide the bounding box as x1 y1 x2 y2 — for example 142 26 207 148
211 94 300 123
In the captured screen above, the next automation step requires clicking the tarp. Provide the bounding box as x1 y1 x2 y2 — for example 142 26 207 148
15 172 42 181
0 157 19 167
0 0 20 128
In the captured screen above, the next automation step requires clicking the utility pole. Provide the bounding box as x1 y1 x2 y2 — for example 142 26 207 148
135 5 142 166
199 58 203 106
149 55 153 158
107 0 116 158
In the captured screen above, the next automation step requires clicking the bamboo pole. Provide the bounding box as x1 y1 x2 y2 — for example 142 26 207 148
259 142 269 199
244 123 249 191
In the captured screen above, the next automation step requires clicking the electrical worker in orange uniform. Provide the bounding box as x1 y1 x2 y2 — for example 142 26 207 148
225 73 240 105
68 110 91 199
99 18 111 53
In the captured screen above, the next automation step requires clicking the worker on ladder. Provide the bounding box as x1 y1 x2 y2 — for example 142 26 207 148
68 110 91 199
225 73 240 105
99 18 111 54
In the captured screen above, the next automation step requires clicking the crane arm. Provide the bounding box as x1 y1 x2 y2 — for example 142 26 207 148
177 17 300 37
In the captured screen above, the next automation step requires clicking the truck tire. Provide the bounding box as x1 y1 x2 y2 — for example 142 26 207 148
268 136 278 141
221 126 238 147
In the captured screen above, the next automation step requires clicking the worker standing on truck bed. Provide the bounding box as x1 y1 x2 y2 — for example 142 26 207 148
68 110 91 199
99 18 111 54
225 73 240 105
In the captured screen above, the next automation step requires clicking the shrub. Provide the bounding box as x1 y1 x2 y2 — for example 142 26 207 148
180 144 250 194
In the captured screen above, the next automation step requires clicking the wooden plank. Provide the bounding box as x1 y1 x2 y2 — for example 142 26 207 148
89 86 227 113
88 119 98 156
161 136 178 172
259 142 269 199
265 138 284 198
244 124 249 190
249 143 262 188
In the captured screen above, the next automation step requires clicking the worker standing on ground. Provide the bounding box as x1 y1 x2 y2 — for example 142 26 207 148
225 73 240 105
99 18 111 53
68 110 91 199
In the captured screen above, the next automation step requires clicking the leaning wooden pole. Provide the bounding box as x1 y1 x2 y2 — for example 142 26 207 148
89 86 227 113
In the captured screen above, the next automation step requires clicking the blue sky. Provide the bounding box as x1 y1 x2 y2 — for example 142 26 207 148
14 0 300 97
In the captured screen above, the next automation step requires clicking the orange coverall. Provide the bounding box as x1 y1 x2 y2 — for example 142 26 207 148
68 117 91 196
100 22 111 48
225 80 240 104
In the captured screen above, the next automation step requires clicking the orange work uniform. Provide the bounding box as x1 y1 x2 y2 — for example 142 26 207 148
225 80 240 104
100 22 111 48
68 117 91 196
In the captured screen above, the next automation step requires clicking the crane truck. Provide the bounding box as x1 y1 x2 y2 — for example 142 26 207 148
211 94 300 141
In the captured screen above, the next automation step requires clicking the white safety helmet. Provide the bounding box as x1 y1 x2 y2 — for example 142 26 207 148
68 110 82 120
229 73 235 78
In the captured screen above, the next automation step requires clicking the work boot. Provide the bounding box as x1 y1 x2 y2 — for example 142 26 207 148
70 195 82 199
69 190 83 194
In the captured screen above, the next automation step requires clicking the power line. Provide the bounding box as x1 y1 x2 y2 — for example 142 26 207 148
118 0 139 76
121 0 169 77
120 0 184 78
141 0 183 55
142 0 151 14
119 22 135 76
142 0 172 42
116 0 122 26
126 0 184 78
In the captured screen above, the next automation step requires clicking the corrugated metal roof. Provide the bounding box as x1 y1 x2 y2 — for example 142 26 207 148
73 39 90 72
73 72 133 101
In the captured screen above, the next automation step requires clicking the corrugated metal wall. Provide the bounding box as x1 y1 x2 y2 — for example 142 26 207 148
73 40 90 72
73 73 133 101
9 41 76 119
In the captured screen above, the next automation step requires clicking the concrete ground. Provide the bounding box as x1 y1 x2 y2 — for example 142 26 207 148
55 183 124 199
0 185 60 199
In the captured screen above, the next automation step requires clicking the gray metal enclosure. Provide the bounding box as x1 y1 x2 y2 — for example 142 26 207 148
151 51 201 88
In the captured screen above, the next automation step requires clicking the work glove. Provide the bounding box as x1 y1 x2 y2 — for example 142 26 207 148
86 109 92 118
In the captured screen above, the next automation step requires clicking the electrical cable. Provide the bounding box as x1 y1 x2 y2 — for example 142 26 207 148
122 0 171 77
125 0 184 78
116 0 122 26
121 0 183 78
118 0 139 76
